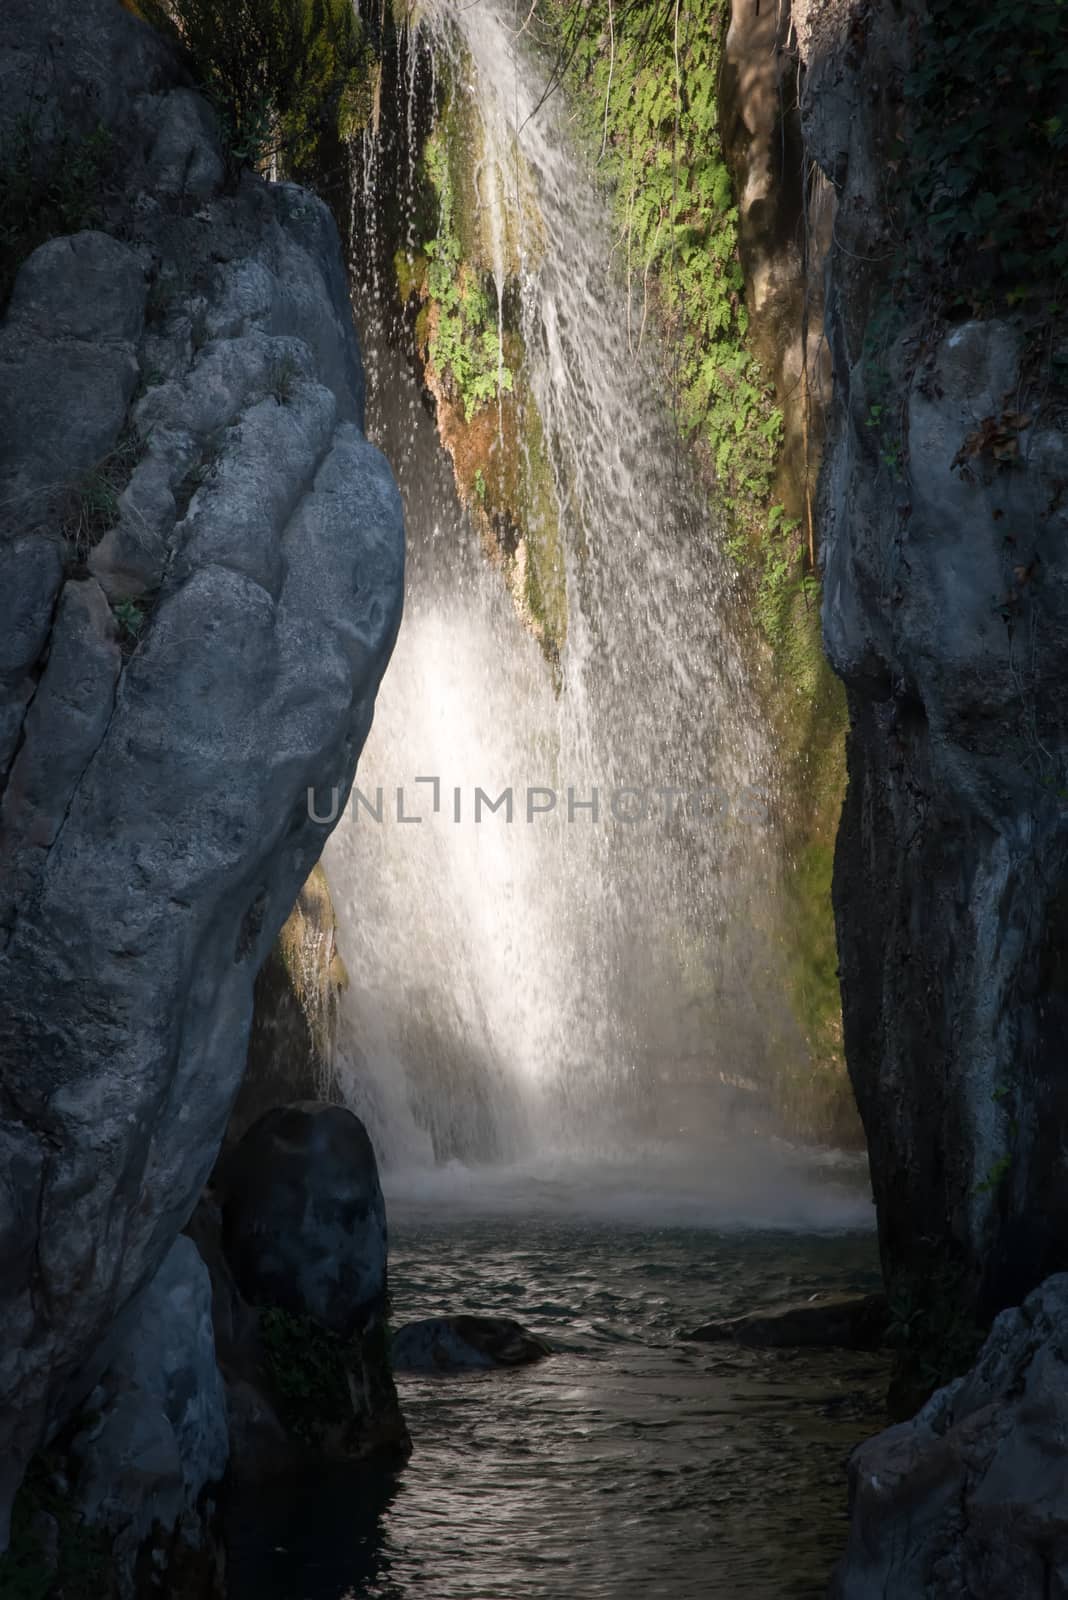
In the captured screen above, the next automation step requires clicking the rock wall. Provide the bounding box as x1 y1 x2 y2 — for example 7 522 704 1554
832 1273 1068 1597
0 0 404 1550
802 0 1068 1335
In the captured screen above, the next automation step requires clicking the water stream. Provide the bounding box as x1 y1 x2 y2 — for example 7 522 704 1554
324 0 800 1166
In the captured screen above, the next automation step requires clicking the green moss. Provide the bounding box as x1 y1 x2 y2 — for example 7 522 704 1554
537 0 781 531
258 1304 406 1459
0 1454 112 1600
259 1306 354 1443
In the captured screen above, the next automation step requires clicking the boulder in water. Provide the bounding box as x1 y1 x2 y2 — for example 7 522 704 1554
392 1316 552 1372
220 1103 387 1336
684 1292 889 1351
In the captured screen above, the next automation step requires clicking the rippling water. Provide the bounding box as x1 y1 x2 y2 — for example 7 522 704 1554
228 1153 887 1600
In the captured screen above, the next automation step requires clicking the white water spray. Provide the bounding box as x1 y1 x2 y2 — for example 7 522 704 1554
325 0 797 1167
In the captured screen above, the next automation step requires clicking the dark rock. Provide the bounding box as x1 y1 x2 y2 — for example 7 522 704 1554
0 0 403 1547
69 1236 228 1600
188 1186 408 1478
831 1273 1068 1598
220 1104 387 1337
392 1316 553 1372
684 1292 889 1351
805 0 1068 1326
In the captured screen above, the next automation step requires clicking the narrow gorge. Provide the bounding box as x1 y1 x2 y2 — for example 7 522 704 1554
0 1 1065 1597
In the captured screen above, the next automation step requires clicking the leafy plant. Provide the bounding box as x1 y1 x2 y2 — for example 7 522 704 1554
139 0 376 175
259 1305 354 1443
405 124 514 422
112 597 146 644
0 1453 111 1600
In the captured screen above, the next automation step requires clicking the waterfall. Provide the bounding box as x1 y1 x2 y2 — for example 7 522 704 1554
324 0 798 1169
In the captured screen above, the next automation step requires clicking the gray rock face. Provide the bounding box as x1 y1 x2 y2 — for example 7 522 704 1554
0 0 404 1547
832 1273 1068 1598
220 1104 387 1335
71 1236 228 1597
802 0 1068 1319
392 1316 553 1372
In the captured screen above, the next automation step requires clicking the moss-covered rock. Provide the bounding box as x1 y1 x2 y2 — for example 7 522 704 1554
231 863 347 1144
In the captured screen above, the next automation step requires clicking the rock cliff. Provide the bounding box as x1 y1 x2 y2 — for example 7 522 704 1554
0 0 404 1553
801 0 1068 1338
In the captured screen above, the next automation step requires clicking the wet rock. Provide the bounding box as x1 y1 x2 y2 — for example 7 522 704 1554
684 1292 888 1351
220 1104 387 1336
832 1273 1068 1598
392 1316 553 1372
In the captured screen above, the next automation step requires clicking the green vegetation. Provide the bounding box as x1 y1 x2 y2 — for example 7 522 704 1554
393 69 567 667
0 1453 111 1600
112 597 147 645
0 115 112 309
259 1305 354 1443
885 1261 986 1416
536 0 781 528
61 430 142 566
267 349 302 405
411 124 514 423
139 0 378 176
900 0 1068 317
258 1303 400 1455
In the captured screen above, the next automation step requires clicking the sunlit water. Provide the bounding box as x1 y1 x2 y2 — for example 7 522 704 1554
227 1158 883 1600
323 0 802 1165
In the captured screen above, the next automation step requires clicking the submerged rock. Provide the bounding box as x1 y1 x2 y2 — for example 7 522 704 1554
392 1315 553 1372
684 1292 889 1351
832 1273 1068 1598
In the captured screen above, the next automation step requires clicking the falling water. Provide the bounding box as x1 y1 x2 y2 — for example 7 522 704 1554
324 0 799 1168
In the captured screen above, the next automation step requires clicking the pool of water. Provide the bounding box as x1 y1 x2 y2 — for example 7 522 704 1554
227 1150 887 1600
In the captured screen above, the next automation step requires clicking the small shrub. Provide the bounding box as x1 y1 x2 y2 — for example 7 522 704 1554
0 110 113 309
60 431 142 565
112 597 147 644
267 350 302 405
139 0 376 176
